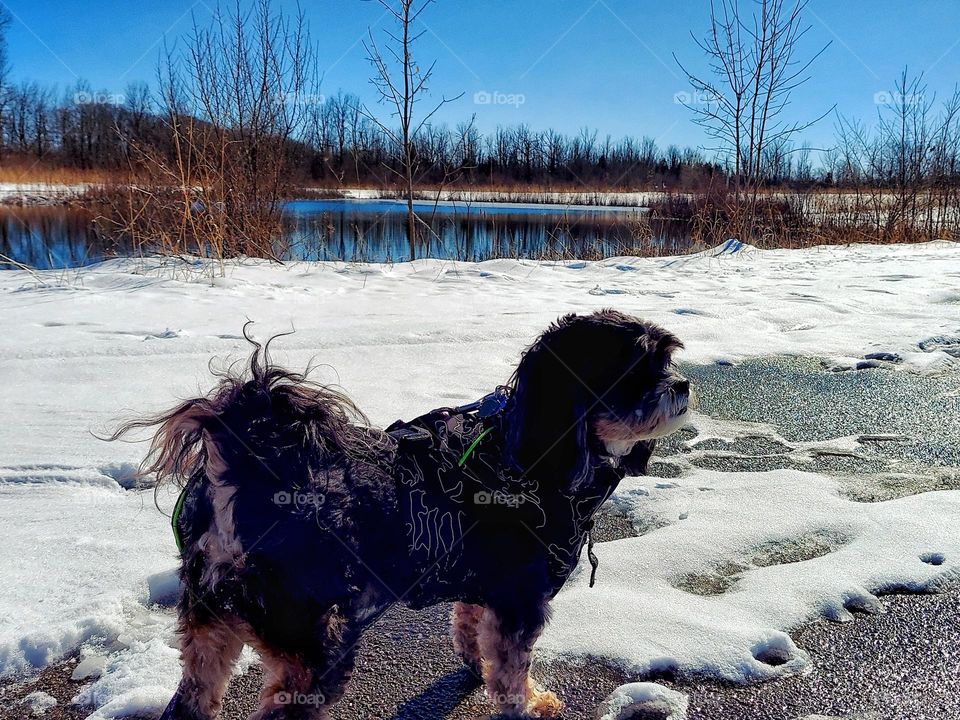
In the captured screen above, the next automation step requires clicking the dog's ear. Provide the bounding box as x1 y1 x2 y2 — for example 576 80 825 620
505 316 592 490
619 439 656 476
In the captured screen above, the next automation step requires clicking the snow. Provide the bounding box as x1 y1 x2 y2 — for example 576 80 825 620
538 437 960 681
72 653 108 681
0 480 178 685
327 186 672 207
598 682 688 720
0 182 91 204
22 690 58 716
1 241 959 716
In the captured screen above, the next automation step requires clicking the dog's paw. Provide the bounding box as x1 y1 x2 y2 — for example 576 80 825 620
526 689 564 718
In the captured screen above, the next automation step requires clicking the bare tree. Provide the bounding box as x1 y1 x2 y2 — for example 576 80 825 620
0 8 13 160
361 0 462 259
675 0 831 235
103 0 317 268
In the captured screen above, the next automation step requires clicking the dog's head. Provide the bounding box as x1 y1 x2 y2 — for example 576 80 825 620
505 310 689 489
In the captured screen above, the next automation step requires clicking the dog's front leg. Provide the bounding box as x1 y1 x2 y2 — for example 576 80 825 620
450 601 485 675
160 619 245 720
477 604 563 719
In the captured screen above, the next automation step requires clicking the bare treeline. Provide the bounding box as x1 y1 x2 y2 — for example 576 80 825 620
820 70 960 242
309 90 721 190
0 81 723 191
1 80 157 168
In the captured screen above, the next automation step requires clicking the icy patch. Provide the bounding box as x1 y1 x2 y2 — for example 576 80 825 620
863 351 902 363
598 682 688 720
72 652 108 681
22 690 57 716
664 411 896 468
919 334 960 358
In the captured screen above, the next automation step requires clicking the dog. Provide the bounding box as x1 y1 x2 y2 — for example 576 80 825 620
119 309 689 720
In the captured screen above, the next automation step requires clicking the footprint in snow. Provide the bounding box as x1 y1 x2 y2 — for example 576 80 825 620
919 335 960 358
143 328 180 340
921 552 945 566
98 462 141 489
879 274 919 281
589 285 627 296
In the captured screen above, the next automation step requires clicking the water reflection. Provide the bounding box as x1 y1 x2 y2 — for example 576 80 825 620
0 206 104 269
283 199 691 262
0 199 694 269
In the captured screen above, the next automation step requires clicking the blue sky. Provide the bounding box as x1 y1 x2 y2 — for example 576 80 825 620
4 0 960 154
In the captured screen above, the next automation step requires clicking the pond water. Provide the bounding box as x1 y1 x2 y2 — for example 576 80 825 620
0 198 694 269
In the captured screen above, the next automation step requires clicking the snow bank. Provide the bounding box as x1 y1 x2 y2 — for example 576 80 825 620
599 682 688 720
0 481 176 675
540 435 960 681
1 242 959 715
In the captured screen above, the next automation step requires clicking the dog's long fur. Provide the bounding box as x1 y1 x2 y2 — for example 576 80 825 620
121 310 688 719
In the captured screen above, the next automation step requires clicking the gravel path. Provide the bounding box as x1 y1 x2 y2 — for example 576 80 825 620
7 589 958 720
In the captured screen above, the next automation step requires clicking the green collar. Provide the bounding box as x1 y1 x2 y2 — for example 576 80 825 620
171 485 188 553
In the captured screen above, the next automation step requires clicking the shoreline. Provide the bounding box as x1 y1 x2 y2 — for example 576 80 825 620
3 181 953 212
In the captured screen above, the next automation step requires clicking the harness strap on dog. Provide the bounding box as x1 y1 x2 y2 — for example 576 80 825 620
584 519 600 587
455 388 509 466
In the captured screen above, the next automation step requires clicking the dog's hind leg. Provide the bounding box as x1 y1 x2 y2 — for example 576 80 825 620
450 602 485 675
248 613 361 720
161 619 245 720
477 604 563 719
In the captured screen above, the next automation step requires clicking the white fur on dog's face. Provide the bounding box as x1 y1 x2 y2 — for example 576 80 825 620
594 374 692 457
633 383 692 439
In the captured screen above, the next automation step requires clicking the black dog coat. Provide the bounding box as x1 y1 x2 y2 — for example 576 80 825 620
386 389 627 608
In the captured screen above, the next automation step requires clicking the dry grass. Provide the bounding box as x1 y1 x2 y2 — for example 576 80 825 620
649 187 960 249
0 158 118 186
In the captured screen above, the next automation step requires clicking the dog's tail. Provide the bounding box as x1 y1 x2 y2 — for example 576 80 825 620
110 326 382 491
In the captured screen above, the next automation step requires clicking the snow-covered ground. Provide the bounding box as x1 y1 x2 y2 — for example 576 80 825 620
326 186 670 206
0 182 91 204
2 241 959 717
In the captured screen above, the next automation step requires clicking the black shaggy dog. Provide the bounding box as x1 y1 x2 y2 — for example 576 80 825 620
122 310 690 720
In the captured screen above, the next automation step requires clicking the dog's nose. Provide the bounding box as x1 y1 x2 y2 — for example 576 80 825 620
674 378 690 395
